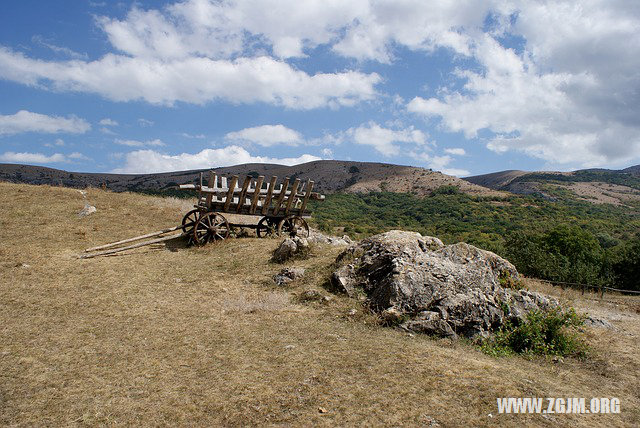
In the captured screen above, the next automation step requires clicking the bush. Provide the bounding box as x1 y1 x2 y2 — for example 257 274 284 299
506 225 605 285
481 308 587 358
431 185 460 196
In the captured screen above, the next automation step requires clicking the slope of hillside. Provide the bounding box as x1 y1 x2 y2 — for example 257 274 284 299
465 165 640 206
0 182 638 426
0 160 504 197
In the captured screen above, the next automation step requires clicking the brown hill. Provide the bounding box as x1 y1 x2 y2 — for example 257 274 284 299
0 161 503 197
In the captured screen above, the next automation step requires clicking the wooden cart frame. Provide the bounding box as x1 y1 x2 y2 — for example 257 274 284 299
178 171 324 245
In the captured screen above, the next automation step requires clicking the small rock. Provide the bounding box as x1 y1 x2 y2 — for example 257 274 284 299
271 237 310 263
273 267 305 286
348 309 357 316
585 316 615 329
318 407 328 414
78 203 96 217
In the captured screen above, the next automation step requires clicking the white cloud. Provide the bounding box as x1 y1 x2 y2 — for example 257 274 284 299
99 118 118 126
444 148 466 156
115 138 166 147
410 151 469 177
45 138 66 148
0 48 380 109
0 151 66 164
321 148 334 157
113 145 322 173
68 152 92 161
225 124 302 146
138 118 154 127
181 132 206 139
408 2 640 168
342 122 427 156
100 127 117 135
99 0 490 62
31 35 87 60
0 110 90 135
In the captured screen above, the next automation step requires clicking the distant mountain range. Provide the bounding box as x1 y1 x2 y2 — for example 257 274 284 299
0 160 502 197
1 161 639 206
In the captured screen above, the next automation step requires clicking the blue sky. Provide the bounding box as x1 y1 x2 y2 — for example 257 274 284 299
1 1 639 176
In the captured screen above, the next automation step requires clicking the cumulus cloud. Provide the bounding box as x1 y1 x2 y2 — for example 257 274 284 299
408 2 640 168
0 151 67 163
113 145 321 173
99 0 490 62
0 47 380 109
225 124 302 146
0 110 90 135
340 122 427 156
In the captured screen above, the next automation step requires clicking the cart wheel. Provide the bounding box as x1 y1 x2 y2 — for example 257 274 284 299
193 212 230 246
278 215 309 238
256 216 277 238
181 209 201 236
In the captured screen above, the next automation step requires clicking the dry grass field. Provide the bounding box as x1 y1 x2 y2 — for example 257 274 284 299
1 182 638 427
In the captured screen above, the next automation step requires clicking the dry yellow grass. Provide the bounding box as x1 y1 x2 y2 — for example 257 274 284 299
1 182 638 427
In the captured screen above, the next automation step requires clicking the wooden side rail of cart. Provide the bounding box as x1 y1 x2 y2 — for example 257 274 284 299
179 172 324 218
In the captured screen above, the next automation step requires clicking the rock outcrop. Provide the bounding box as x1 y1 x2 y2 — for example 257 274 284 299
308 230 353 246
331 230 558 338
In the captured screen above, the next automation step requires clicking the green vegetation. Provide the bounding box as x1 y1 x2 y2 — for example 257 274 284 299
511 170 640 190
310 191 640 290
481 308 587 358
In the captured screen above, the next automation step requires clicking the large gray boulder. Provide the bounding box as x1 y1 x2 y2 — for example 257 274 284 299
331 230 558 338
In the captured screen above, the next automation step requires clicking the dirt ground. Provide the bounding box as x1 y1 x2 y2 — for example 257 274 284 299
1 182 638 427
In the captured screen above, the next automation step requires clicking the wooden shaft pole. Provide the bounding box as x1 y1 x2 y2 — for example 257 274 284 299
84 225 183 252
81 233 185 259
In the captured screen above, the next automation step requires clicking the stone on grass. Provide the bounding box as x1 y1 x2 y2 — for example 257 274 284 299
273 267 305 286
331 230 559 339
272 237 310 263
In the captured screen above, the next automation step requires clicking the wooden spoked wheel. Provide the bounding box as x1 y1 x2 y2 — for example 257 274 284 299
277 215 309 238
181 209 201 236
193 212 230 246
256 216 278 238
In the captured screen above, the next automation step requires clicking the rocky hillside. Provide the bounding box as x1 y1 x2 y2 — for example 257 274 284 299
0 160 502 197
465 165 640 205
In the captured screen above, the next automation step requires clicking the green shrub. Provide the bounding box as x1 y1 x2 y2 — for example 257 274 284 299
431 185 460 195
481 308 587 358
498 271 525 290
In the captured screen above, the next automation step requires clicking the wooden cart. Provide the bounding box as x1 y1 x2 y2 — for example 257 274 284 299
178 171 324 245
